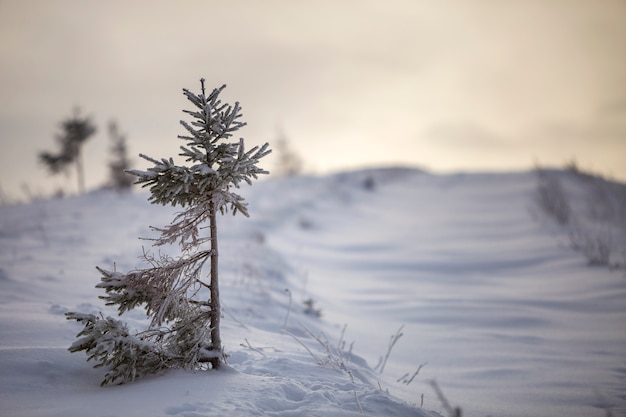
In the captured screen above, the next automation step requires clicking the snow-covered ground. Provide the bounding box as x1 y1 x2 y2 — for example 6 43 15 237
1 168 624 417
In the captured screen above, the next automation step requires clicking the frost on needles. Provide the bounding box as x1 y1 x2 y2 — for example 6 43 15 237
66 80 271 386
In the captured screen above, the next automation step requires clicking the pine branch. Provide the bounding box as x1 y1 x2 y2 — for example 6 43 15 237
148 204 213 249
65 312 172 386
96 249 210 325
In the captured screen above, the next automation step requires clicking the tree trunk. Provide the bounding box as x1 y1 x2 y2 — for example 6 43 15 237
76 150 85 194
208 200 222 369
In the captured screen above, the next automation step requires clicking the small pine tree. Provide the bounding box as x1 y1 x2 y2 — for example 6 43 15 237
107 121 134 191
66 80 271 385
39 108 96 194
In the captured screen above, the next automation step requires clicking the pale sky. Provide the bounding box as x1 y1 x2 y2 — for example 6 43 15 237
1 0 625 199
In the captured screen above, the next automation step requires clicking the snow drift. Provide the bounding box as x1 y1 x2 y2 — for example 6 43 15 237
0 168 624 417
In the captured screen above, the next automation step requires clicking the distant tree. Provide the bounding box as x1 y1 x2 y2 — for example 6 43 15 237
39 108 96 194
66 80 271 385
273 129 303 177
107 121 134 191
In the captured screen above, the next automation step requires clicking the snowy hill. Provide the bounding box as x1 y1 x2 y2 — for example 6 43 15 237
1 168 624 417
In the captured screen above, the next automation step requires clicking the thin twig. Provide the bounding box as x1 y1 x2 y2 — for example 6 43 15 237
281 329 323 364
240 338 266 357
379 325 404 374
222 303 248 329
354 389 364 414
283 288 292 329
430 380 462 417
400 362 428 385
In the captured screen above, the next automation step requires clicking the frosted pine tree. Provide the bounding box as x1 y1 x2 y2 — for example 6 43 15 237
66 80 271 385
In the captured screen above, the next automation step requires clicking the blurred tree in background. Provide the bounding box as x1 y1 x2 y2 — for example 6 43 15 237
107 121 134 191
39 109 96 194
273 128 303 177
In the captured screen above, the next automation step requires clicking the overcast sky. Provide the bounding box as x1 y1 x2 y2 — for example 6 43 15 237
1 0 625 199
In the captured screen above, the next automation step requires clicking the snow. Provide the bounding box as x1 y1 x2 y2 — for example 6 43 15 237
1 168 625 417
126 169 157 179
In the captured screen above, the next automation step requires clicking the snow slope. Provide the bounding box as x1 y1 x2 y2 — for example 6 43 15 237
1 168 624 417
